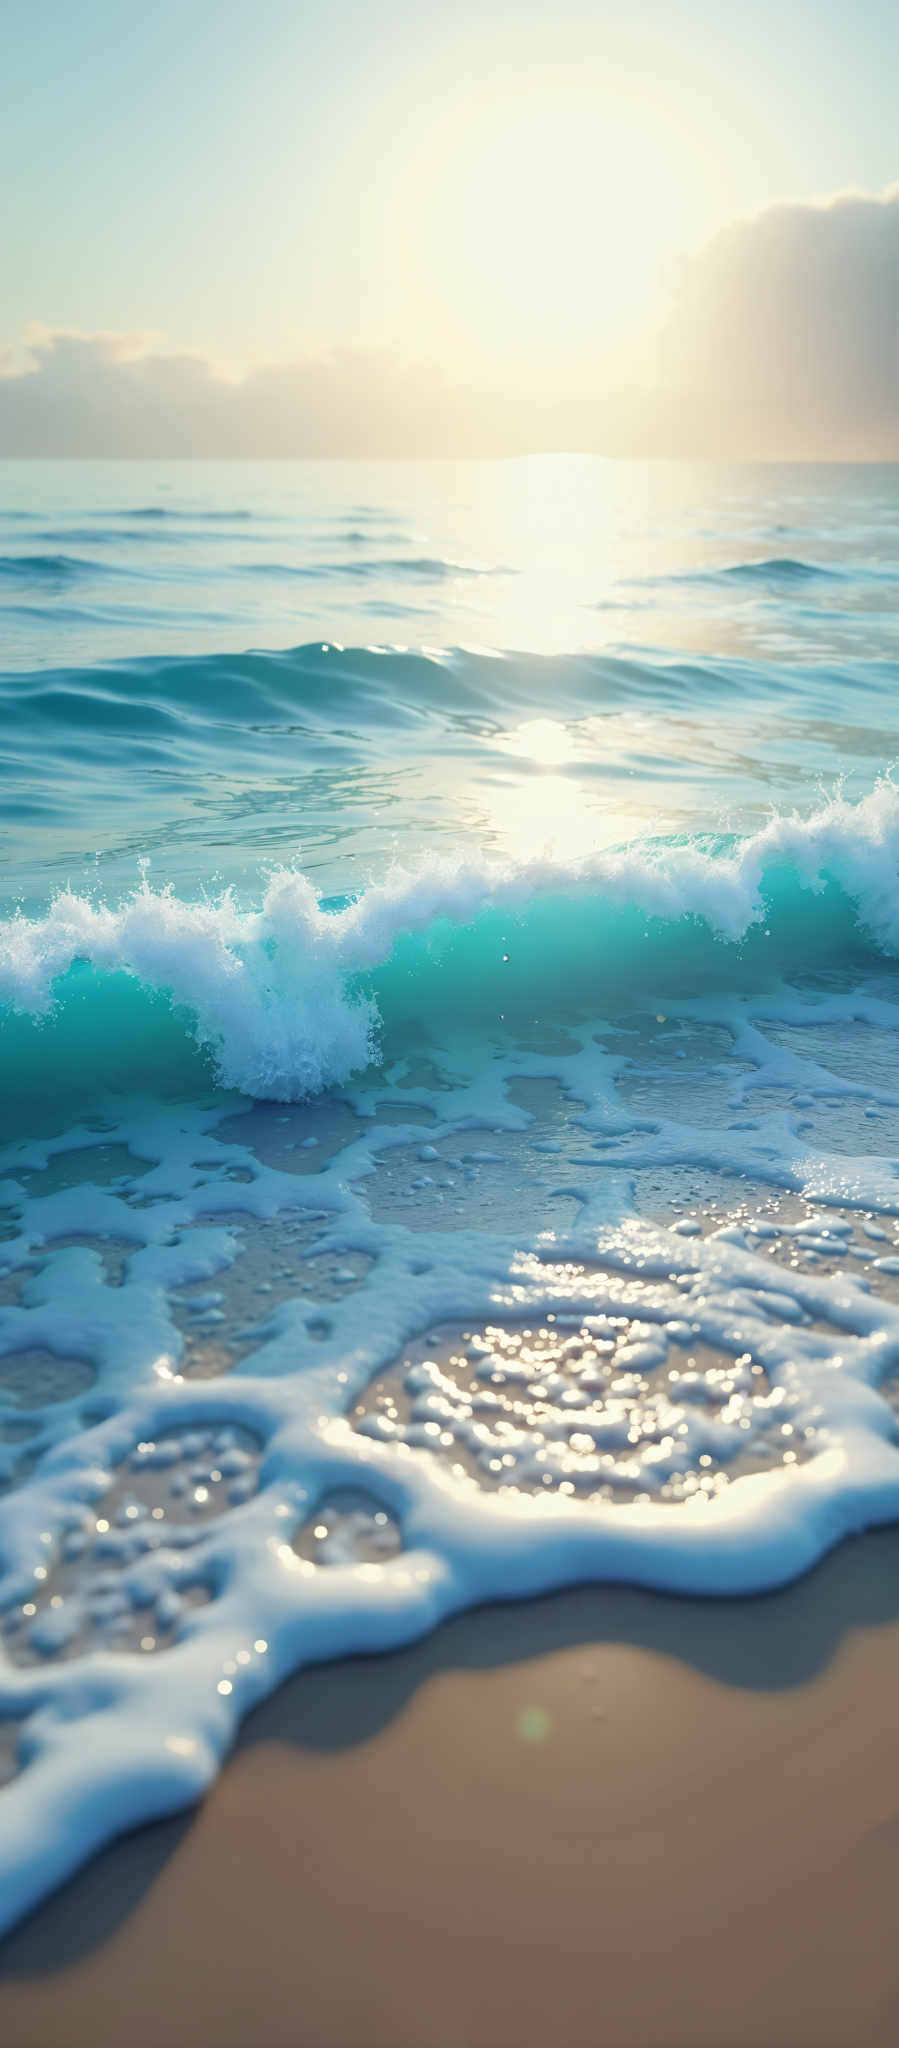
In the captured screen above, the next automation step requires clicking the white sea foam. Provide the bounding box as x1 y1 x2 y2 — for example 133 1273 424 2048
3 970 899 1930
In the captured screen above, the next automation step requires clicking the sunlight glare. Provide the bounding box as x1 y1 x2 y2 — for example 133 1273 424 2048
422 86 708 351
485 773 649 860
497 719 577 767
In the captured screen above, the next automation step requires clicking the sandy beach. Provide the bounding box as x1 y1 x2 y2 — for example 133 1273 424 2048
5 0 899 2028
2 1526 899 2048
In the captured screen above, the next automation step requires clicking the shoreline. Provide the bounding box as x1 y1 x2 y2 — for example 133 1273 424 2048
3 1526 899 2045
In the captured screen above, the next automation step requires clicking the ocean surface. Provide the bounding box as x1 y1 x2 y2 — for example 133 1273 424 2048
2 455 899 1930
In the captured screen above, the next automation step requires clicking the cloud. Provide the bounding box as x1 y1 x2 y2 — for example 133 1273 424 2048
2 188 898 457
657 185 899 458
0 327 511 459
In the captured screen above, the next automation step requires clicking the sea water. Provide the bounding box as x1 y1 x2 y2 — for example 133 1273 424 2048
2 456 899 1931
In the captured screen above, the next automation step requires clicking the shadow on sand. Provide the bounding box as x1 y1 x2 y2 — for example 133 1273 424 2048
4 1518 899 1974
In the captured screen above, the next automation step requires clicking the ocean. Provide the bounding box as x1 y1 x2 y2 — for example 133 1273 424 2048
2 454 899 1930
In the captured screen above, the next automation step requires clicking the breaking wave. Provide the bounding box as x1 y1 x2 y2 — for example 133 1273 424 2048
3 784 899 1102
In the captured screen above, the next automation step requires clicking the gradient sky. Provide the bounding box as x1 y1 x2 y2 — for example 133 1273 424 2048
2 2 897 457
4 0 898 361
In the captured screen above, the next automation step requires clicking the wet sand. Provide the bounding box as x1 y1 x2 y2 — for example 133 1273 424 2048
4 1529 899 2048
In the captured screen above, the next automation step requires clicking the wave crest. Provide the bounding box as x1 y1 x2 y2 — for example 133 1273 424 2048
3 785 899 1101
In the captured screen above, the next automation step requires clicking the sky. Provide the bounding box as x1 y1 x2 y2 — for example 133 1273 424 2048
2 0 898 456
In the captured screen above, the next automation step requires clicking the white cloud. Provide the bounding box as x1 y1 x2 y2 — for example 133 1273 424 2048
0 327 505 458
2 188 898 457
658 184 899 457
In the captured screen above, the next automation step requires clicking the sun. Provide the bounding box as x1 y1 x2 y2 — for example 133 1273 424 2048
415 84 706 356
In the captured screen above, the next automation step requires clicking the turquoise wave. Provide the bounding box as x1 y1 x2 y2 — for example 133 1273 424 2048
2 786 897 1133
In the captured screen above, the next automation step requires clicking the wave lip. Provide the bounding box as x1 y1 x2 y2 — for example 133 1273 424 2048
126 506 254 521
242 555 513 582
9 639 890 729
720 556 841 582
0 552 161 587
636 556 899 592
0 553 97 583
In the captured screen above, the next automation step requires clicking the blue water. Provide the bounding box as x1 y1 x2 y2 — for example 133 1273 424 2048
2 456 899 1930
2 458 898 905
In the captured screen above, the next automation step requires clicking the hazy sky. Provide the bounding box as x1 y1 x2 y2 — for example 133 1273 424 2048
2 1 898 454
